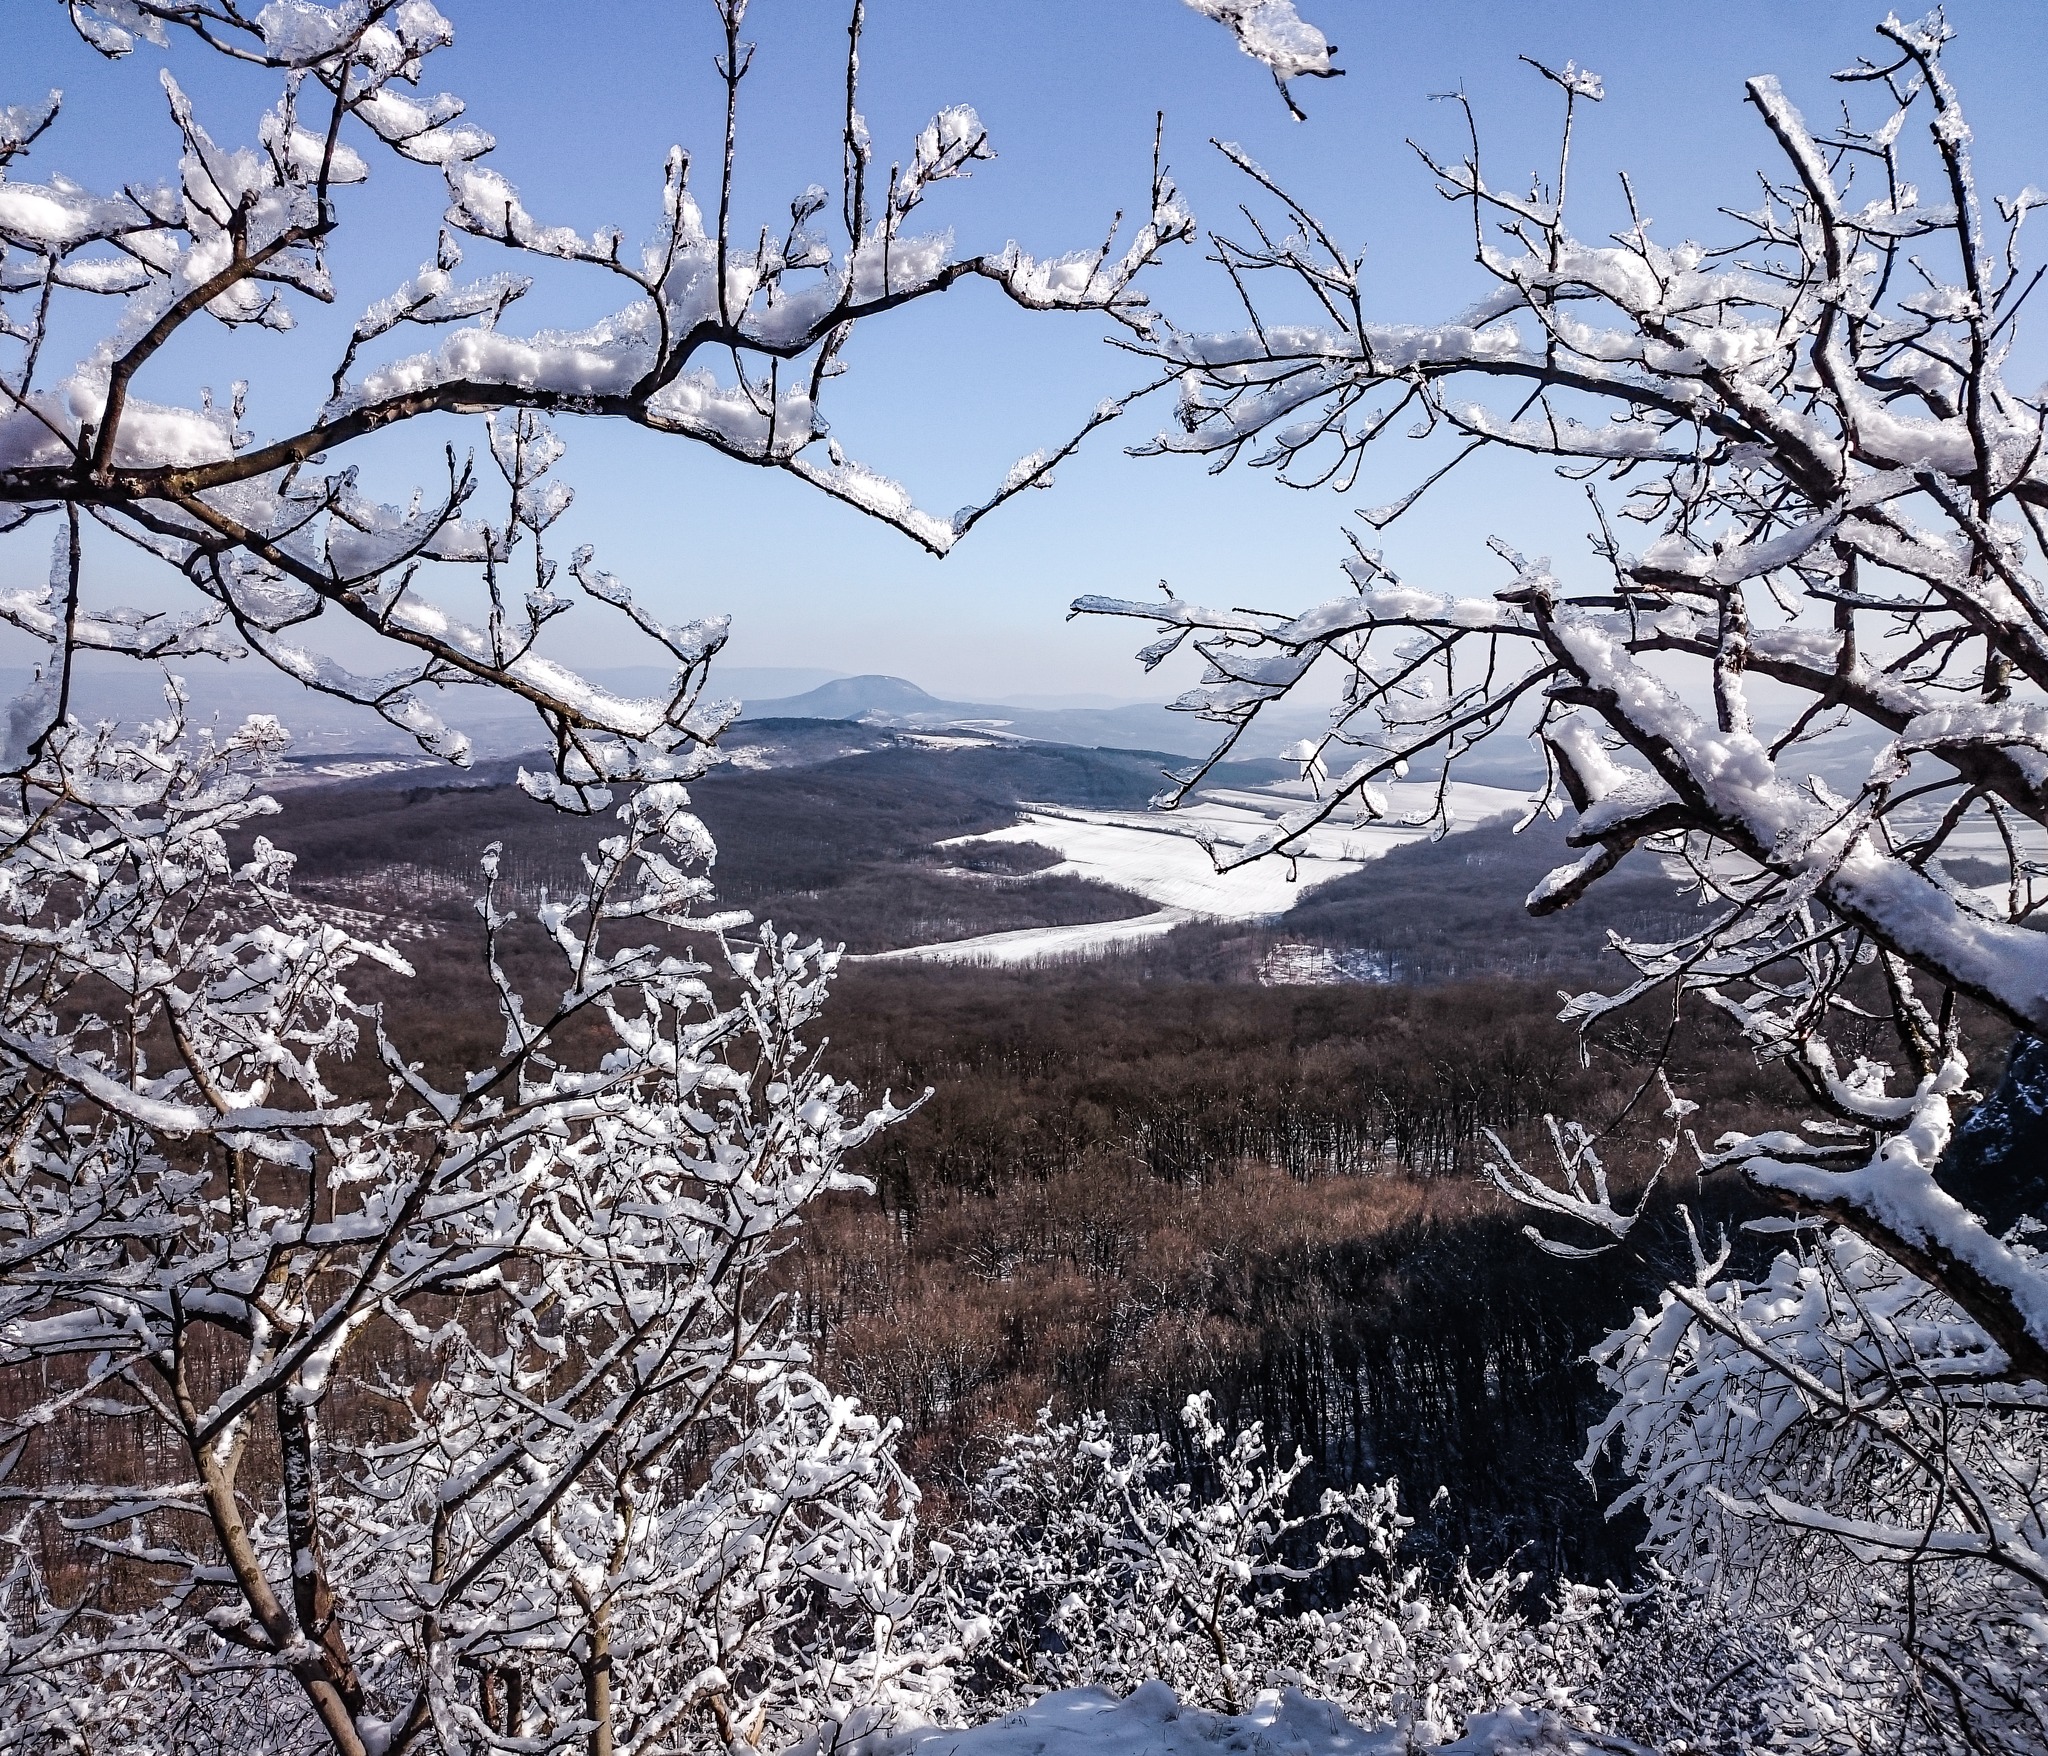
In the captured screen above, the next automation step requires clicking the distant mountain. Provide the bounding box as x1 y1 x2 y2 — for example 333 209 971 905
747 675 958 720
736 674 1556 773
743 673 1269 760
0 657 1585 778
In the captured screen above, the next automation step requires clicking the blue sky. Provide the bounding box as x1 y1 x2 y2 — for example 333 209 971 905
8 1 2048 703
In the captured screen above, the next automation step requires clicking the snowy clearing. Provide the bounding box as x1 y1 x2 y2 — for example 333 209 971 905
956 780 1532 918
820 1684 1637 1756
857 779 1533 965
859 909 1192 967
1258 943 1398 986
950 782 1531 917
956 806 1329 917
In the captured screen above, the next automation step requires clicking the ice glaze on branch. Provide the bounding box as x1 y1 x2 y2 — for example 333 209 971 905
1081 9 2048 1114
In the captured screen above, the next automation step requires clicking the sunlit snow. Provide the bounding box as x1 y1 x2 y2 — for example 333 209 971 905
816 1683 1622 1756
869 909 1193 968
863 779 1531 966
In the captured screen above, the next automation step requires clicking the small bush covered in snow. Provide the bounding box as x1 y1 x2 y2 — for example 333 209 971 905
945 1397 1801 1752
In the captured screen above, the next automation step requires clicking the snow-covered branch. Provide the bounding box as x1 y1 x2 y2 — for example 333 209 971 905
1181 2 1341 122
951 1398 1821 1749
0 709 936 1754
1080 18 2048 1745
1082 13 2048 1367
0 1 1192 793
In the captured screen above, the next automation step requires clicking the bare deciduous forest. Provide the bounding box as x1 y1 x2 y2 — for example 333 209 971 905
243 751 2018 1589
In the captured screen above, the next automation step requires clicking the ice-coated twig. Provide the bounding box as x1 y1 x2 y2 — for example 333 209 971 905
1180 2 1342 122
1482 1073 1698 1259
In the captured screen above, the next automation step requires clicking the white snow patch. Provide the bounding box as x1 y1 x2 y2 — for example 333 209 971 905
896 732 1012 751
301 758 435 782
942 781 1527 922
856 909 1190 968
865 779 1529 967
955 807 1341 917
815 1685 1627 1756
1259 943 1396 986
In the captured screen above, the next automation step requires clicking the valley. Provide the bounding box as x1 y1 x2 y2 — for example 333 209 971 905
254 720 1877 1585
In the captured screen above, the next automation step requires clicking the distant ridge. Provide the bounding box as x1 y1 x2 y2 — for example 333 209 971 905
733 672 1540 771
746 675 956 719
740 672 1243 757
0 659 1560 777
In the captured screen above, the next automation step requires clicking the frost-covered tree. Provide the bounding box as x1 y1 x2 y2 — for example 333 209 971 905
958 1395 1406 1720
0 714 953 1756
951 1397 1799 1753
1081 13 2048 1749
0 3 1245 1751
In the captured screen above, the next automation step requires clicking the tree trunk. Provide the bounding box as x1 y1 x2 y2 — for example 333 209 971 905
584 1610 614 1756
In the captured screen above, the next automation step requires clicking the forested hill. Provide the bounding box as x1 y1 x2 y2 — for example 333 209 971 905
253 732 1822 1585
266 728 1668 972
251 734 2022 1590
271 733 1205 948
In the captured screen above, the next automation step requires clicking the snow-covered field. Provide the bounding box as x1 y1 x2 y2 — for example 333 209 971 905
822 1685 1634 1756
871 908 1193 967
861 779 1533 966
1257 943 1398 986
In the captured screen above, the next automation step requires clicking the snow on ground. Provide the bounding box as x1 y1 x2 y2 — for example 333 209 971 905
1258 943 1398 986
819 1685 1639 1756
866 909 1193 967
272 756 441 789
724 742 873 770
951 805 1351 918
858 779 1533 967
972 780 1532 918
896 732 1020 750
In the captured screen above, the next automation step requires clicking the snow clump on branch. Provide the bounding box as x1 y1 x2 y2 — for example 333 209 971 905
1181 1 1342 119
